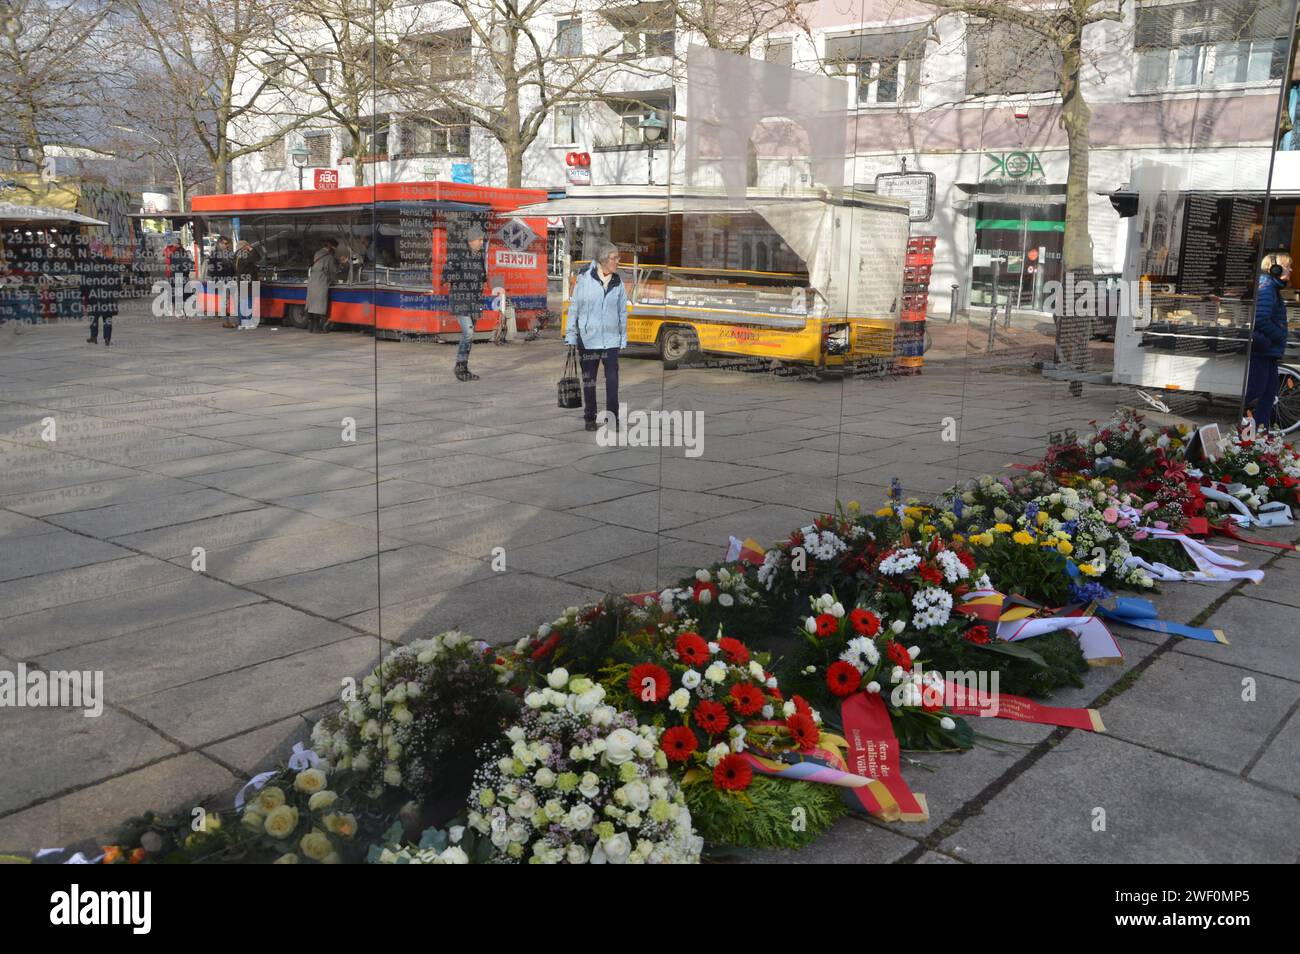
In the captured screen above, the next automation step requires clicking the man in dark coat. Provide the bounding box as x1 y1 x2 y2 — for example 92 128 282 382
443 225 489 381
1245 252 1292 429
83 240 123 347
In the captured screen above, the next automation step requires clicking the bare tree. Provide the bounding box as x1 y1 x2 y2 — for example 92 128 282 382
390 0 660 188
121 0 326 193
0 0 117 170
671 0 815 54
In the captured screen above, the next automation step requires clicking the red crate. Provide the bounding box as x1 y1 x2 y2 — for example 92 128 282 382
904 263 932 285
905 252 935 267
900 308 927 322
907 236 937 254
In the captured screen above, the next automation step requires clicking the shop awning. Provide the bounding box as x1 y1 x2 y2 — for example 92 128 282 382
0 202 108 225
512 187 905 218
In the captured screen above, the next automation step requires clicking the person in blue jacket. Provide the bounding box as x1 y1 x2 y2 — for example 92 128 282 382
565 243 627 432
1245 252 1292 429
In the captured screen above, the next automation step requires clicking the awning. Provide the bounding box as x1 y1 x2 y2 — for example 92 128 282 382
512 188 908 218
0 202 108 226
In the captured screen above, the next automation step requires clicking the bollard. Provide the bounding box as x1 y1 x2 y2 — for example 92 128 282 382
949 284 959 323
987 306 997 353
1004 296 1012 329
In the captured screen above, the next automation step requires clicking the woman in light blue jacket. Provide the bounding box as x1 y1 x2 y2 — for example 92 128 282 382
565 243 627 431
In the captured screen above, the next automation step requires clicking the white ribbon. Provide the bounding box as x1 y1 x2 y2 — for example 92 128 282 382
1201 483 1294 528
1133 528 1265 583
234 770 279 811
286 742 321 770
999 614 1124 664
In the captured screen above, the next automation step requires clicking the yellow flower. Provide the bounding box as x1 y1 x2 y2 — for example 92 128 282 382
952 533 966 545
876 507 894 517
922 524 936 534
1036 511 1049 526
263 805 299 839
294 768 328 794
901 517 916 530
1012 531 1035 546
300 829 333 861
847 500 860 513
253 786 285 814
1077 563 1101 577
1057 540 1074 556
993 523 1013 533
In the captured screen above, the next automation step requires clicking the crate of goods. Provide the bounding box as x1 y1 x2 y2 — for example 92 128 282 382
895 355 924 374
894 319 926 357
903 291 929 313
904 263 932 285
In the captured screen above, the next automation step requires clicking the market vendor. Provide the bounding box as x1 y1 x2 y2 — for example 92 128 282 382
1245 252 1292 429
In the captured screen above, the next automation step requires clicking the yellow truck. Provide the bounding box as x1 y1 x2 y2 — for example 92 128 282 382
517 187 911 370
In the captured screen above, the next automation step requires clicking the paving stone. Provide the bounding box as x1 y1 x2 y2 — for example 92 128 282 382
44 488 260 538
505 524 660 576
740 816 918 864
0 532 134 583
1247 709 1300 795
179 526 399 585
470 468 655 509
0 704 180 814
203 712 324 777
0 753 239 854
1097 653 1299 774
939 732 1300 863
0 555 190 619
387 503 600 556
1174 592 1300 682
120 636 382 748
110 506 345 559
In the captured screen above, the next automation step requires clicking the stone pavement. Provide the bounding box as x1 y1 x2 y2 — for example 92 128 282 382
1 308 1296 860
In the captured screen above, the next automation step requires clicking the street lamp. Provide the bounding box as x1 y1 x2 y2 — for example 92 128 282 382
289 145 310 189
639 109 668 186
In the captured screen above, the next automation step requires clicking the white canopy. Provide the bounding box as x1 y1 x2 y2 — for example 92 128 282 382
0 202 108 226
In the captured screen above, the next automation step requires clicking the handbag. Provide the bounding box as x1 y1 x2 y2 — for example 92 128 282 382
557 345 583 408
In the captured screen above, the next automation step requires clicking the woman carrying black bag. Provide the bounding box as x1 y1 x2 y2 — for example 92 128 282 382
557 345 583 409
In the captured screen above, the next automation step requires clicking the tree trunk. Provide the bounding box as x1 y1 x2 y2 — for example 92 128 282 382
1056 35 1095 394
506 147 524 189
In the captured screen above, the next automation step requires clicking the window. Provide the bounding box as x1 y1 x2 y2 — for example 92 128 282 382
263 137 285 170
1134 1 1291 92
307 55 330 84
606 3 675 59
825 28 926 104
360 118 389 158
404 111 471 157
305 133 331 167
964 19 1061 95
261 57 287 87
554 105 580 146
557 18 582 57
409 28 471 80
765 40 793 68
603 95 672 147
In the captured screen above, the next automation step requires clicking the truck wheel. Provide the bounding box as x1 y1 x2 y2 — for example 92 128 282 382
284 304 309 329
658 325 699 369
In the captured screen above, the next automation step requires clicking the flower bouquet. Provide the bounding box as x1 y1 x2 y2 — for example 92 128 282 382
311 631 519 818
1199 427 1300 516
237 764 365 864
466 673 701 863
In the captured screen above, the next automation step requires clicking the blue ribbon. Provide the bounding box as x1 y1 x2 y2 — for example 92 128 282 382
1098 597 1227 644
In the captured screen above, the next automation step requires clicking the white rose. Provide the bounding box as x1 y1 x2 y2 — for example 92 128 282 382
805 617 818 634
891 620 906 635
830 601 845 618
535 767 556 788
604 728 640 765
761 705 774 719
438 846 469 864
718 593 734 607
748 661 765 680
782 700 795 718
1095 442 1107 454
383 764 402 786
940 717 956 731
704 662 727 683
579 772 601 799
682 669 702 690
525 691 546 708
546 668 569 689
908 645 920 659
707 641 720 655
668 688 691 712
591 705 616 727
594 832 632 865
635 738 655 760
706 742 730 767
621 780 651 812
1244 462 1261 476
866 681 881 694
695 569 711 583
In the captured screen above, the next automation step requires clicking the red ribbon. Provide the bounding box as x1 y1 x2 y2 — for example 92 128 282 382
840 693 928 821
1207 520 1298 551
943 681 1105 731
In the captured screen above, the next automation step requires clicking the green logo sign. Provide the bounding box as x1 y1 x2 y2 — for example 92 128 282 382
983 151 1046 181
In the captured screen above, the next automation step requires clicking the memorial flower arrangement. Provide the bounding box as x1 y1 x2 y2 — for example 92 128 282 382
310 631 518 806
1200 427 1300 512
237 764 365 865
466 672 702 864
781 593 972 751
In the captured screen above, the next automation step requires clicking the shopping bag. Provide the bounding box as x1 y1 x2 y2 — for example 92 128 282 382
557 346 583 408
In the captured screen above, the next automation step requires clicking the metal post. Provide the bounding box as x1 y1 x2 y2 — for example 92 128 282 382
949 283 959 323
987 305 997 353
1004 295 1013 329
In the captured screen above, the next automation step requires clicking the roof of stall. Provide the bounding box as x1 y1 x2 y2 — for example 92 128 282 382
0 201 108 225
192 181 549 216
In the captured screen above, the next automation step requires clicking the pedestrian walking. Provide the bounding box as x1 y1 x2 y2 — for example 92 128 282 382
1244 251 1293 429
564 243 627 432
443 225 491 381
306 237 337 334
83 240 123 347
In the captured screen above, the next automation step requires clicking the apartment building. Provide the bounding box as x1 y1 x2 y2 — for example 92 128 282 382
231 0 1300 314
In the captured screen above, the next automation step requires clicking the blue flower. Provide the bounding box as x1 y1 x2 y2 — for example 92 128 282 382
1069 581 1111 605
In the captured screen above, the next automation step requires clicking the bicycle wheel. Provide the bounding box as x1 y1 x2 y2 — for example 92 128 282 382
1273 365 1300 434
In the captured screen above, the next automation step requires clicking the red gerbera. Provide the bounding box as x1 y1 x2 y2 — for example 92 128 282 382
529 633 561 662
849 608 881 636
660 726 698 763
627 662 671 704
964 624 991 646
675 632 709 666
717 636 750 664
791 694 813 717
729 682 765 716
919 564 943 584
693 580 719 603
693 699 730 735
956 550 977 570
826 661 861 697
815 613 838 638
713 753 753 791
786 712 818 750
886 640 912 669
